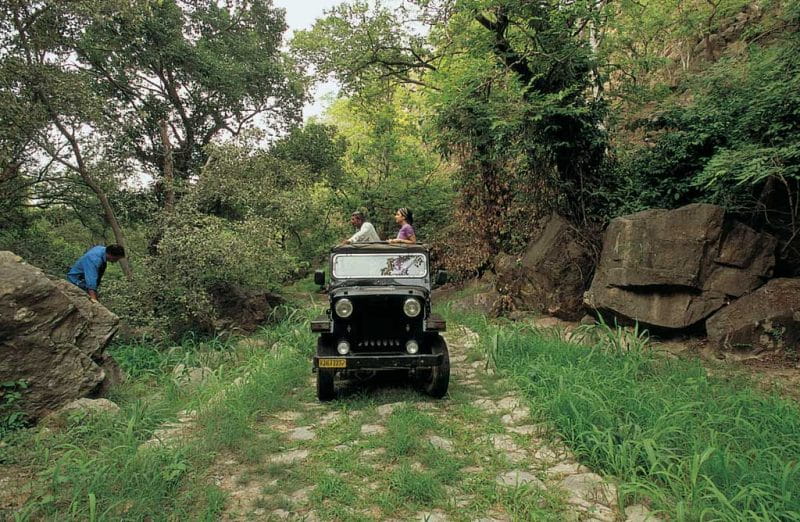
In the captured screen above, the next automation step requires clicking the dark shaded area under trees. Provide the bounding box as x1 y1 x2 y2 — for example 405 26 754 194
3 0 800 338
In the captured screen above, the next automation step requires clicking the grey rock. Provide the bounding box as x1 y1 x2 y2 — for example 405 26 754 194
495 213 594 320
706 278 800 353
585 204 776 329
428 435 454 451
360 424 386 436
172 364 212 385
287 426 316 441
0 251 120 420
495 470 545 489
269 449 309 464
559 472 617 506
625 504 663 522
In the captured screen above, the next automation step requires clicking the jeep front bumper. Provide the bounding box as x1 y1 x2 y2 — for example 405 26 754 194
313 353 443 371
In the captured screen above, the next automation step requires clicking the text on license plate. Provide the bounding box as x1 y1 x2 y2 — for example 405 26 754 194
319 358 346 368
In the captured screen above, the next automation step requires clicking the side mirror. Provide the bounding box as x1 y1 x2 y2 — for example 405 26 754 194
435 270 448 286
314 270 325 286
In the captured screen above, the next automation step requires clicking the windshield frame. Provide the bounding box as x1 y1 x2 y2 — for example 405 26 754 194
331 252 429 279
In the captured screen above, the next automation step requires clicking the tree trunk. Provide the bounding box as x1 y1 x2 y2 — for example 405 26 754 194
50 117 133 279
159 120 176 213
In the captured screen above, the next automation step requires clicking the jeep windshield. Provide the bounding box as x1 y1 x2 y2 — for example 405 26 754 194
332 253 427 279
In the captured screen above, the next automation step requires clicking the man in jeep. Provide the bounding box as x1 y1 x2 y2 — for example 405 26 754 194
343 211 380 244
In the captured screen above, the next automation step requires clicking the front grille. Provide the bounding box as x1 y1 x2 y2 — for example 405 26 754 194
355 339 403 349
333 294 422 352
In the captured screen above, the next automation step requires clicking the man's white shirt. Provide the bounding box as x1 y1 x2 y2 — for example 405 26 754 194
349 222 380 242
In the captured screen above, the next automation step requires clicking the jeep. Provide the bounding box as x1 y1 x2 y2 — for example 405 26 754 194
310 243 449 401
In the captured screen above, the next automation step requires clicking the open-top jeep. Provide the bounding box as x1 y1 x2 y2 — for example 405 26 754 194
311 243 449 401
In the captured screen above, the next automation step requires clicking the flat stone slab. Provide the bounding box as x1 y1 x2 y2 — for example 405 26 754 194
489 434 521 453
274 411 302 422
497 396 522 410
377 402 403 416
287 426 315 441
269 449 309 465
473 399 501 414
546 461 589 477
507 424 544 436
501 408 530 425
559 472 617 507
625 504 663 522
362 448 386 458
318 411 342 425
361 424 386 436
495 470 546 489
428 435 454 451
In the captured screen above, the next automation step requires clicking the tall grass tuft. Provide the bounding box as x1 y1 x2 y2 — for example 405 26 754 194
445 307 800 521
10 307 317 521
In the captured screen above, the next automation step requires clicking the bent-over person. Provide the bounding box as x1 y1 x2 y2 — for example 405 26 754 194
66 244 125 302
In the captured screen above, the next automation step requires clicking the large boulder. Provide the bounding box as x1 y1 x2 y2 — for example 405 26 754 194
584 204 777 330
0 251 119 421
495 214 594 320
706 278 800 353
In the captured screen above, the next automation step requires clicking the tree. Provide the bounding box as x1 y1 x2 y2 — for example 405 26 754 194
1 0 133 276
76 0 307 185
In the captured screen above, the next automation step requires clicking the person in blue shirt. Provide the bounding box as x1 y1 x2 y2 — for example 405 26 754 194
66 244 126 301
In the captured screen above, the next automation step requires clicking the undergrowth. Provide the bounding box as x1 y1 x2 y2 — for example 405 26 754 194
5 307 315 521
442 306 800 521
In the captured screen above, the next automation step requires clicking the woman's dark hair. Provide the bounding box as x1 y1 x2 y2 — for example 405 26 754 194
106 244 126 257
398 207 414 225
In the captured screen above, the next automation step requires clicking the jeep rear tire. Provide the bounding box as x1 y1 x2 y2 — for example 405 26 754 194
422 335 449 398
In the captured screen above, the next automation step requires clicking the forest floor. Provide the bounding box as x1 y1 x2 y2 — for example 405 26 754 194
204 324 629 521
3 284 799 520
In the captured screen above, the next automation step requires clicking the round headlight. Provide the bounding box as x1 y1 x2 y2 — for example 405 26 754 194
335 298 353 318
337 341 350 355
403 298 421 318
405 340 420 354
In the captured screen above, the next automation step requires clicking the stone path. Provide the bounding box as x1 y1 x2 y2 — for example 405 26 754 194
209 325 661 521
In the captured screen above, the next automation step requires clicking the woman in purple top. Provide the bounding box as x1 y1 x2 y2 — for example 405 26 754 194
388 207 416 244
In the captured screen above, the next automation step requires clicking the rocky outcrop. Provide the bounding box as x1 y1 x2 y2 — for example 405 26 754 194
0 251 119 421
449 278 501 316
495 214 594 320
706 278 800 353
584 204 777 330
210 283 287 334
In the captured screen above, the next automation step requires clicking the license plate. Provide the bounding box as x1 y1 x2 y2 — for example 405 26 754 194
319 358 346 368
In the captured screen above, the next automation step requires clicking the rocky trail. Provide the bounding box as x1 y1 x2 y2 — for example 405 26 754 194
198 325 658 522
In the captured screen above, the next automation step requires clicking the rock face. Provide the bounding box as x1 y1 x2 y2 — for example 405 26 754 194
0 251 119 421
449 277 501 316
495 214 594 320
706 278 800 352
584 204 777 330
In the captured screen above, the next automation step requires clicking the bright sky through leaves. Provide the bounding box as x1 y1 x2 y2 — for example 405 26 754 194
273 0 345 119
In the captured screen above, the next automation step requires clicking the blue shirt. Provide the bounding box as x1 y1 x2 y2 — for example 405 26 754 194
67 246 108 292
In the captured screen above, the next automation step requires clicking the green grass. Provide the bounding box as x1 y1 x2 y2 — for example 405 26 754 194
4 307 318 521
443 306 800 521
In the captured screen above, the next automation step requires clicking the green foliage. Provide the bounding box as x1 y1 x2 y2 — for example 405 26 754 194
76 0 306 178
322 93 455 244
0 380 29 437
447 308 800 520
9 311 313 520
106 210 294 336
607 27 800 265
